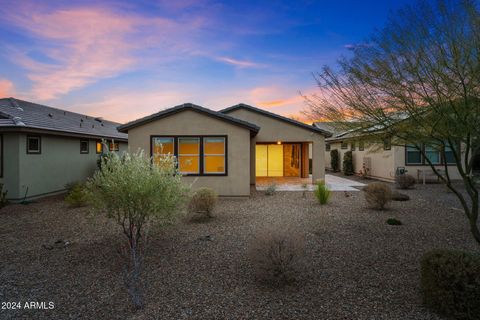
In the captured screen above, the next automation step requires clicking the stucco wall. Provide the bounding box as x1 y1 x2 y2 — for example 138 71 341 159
126 109 252 196
5 133 127 200
1 134 20 199
223 108 326 183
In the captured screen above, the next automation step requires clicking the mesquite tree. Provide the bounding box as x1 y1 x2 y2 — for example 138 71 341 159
86 151 188 308
304 0 480 245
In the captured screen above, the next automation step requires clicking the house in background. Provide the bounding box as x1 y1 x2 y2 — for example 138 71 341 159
315 122 465 182
0 98 128 201
119 103 330 196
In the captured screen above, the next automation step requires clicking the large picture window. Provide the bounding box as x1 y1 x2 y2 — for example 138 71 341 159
204 137 225 174
151 136 227 176
425 146 441 164
406 144 456 165
406 145 422 164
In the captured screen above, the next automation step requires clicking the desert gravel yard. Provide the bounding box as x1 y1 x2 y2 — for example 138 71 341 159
0 184 479 320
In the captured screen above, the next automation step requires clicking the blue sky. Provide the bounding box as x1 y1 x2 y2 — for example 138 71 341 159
0 0 412 122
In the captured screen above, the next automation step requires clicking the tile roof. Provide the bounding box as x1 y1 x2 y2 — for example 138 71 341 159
117 103 260 134
220 103 332 136
0 98 127 140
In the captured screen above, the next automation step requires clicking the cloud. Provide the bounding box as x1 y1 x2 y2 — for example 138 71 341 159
216 56 265 68
0 79 15 97
3 5 207 100
344 43 373 51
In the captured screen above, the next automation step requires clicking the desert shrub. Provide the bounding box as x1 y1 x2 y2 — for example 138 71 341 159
0 183 8 208
342 150 354 175
330 149 340 172
395 174 416 189
189 188 217 218
386 218 402 225
391 191 410 201
85 151 188 309
421 249 480 320
65 183 89 208
314 180 331 205
363 182 392 210
248 226 306 287
265 184 276 196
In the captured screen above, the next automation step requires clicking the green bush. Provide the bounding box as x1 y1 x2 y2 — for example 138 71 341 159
265 184 276 196
363 182 392 210
342 150 354 175
330 149 340 172
314 180 331 205
386 218 402 225
65 183 89 208
189 188 217 218
421 249 480 320
395 174 416 189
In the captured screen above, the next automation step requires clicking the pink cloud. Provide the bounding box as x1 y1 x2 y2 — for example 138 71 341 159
0 79 15 97
216 56 265 68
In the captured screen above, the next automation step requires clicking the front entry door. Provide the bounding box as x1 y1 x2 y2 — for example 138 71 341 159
255 144 301 177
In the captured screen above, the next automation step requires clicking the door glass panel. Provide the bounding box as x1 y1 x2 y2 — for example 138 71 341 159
256 145 268 176
284 144 301 177
267 144 283 176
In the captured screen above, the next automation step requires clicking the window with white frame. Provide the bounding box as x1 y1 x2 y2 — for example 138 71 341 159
27 135 41 154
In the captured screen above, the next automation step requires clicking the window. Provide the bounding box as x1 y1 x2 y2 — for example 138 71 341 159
151 136 227 176
204 137 225 174
96 141 103 154
425 145 441 164
351 142 356 151
152 137 174 166
27 135 41 154
109 142 119 152
341 141 348 149
383 138 391 151
325 144 331 151
444 145 456 164
359 141 365 151
406 145 422 164
178 138 200 174
80 140 89 154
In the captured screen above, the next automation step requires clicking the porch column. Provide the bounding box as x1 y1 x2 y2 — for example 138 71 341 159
312 136 326 183
301 142 309 178
250 136 256 185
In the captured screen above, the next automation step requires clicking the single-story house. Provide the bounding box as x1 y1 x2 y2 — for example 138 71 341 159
0 98 128 201
118 103 330 196
315 122 469 182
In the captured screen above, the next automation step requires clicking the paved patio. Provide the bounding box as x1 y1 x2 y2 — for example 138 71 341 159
256 174 365 191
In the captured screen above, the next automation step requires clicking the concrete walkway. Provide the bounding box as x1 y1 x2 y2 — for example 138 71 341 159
256 174 365 192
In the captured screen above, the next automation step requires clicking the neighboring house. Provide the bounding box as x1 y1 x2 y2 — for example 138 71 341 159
315 122 466 182
118 103 330 196
0 98 128 201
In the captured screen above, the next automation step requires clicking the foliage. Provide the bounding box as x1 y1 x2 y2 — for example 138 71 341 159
248 225 306 287
391 191 410 201
342 150 354 175
363 182 392 210
265 184 277 196
421 249 480 319
395 174 416 189
330 149 340 172
97 151 115 170
386 218 402 226
0 183 8 208
304 0 480 245
314 180 331 205
188 188 218 219
65 182 89 208
85 151 188 309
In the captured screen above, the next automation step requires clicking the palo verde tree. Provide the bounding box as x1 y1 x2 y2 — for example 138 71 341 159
86 151 188 309
303 0 480 245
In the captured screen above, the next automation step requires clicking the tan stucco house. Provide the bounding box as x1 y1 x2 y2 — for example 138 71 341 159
0 98 127 201
118 103 330 196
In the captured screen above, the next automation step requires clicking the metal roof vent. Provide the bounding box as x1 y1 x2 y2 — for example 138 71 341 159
10 98 23 111
94 117 103 123
13 116 25 126
48 113 53 118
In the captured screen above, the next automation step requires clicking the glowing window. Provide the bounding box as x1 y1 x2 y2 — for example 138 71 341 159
152 137 174 166
109 142 119 151
204 137 225 174
178 137 200 174
96 141 103 154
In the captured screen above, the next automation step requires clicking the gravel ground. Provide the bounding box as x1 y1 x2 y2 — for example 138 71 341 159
0 186 478 320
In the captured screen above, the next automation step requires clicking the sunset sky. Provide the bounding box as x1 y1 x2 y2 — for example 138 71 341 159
0 0 412 123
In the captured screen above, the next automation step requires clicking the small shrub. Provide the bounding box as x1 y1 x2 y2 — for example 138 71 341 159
395 174 416 189
314 180 331 205
248 226 306 287
265 184 276 196
330 149 340 172
391 191 410 201
386 218 402 225
363 182 392 210
342 150 354 175
65 183 89 208
0 183 8 208
421 249 480 320
189 188 217 218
